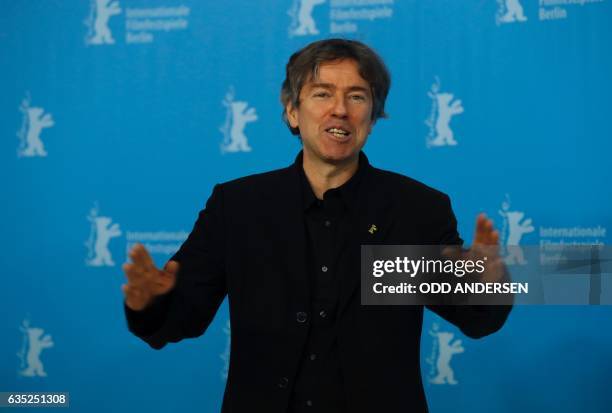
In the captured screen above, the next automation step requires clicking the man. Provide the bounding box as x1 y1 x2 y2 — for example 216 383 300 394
123 39 511 413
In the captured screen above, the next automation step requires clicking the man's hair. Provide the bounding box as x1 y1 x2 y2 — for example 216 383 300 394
280 38 391 136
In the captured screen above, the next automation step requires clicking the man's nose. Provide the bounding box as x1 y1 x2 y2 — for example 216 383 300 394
331 96 348 118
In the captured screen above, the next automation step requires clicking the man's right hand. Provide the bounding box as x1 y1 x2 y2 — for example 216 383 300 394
122 244 178 311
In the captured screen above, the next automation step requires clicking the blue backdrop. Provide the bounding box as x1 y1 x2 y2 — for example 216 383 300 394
2 1 611 412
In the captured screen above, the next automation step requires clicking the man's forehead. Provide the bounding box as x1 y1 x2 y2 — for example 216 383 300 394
302 60 370 89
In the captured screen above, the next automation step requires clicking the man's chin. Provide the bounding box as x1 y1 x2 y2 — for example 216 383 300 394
302 143 362 166
321 151 359 165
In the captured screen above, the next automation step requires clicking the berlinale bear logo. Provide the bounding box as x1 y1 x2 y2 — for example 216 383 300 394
288 0 326 37
426 323 465 385
85 0 122 45
426 77 464 148
496 0 528 25
219 87 258 154
17 319 54 378
85 203 122 267
498 194 534 265
17 94 54 158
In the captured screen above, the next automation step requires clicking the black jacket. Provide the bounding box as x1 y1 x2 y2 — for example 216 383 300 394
126 152 511 413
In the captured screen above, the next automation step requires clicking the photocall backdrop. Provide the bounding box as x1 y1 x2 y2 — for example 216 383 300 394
2 1 611 412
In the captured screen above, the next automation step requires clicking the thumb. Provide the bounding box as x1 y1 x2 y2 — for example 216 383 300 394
163 260 180 276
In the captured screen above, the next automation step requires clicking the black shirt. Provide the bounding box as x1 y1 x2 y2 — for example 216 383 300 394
289 154 366 413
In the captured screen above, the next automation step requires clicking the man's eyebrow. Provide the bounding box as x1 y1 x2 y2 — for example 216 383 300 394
307 83 370 93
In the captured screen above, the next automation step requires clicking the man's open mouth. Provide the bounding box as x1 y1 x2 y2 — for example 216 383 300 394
325 127 351 138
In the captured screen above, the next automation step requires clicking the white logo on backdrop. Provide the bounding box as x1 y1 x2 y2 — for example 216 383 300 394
287 0 395 37
426 323 464 385
496 0 605 24
288 0 326 37
84 2 192 45
17 319 54 377
85 203 122 267
499 194 534 265
85 0 122 45
17 94 54 158
220 319 231 380
220 87 258 154
496 0 527 25
425 77 464 148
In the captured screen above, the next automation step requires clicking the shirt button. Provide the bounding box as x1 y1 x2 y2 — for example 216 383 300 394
324 220 331 227
296 312 308 323
321 265 328 273
309 353 317 361
306 400 313 407
319 310 327 318
278 377 289 388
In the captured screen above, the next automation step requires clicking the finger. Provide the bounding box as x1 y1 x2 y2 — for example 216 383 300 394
479 220 495 242
475 213 487 232
481 218 495 236
490 229 500 245
484 221 498 242
163 260 180 275
474 220 486 245
474 215 487 241
478 233 498 248
122 262 147 286
122 284 140 299
154 264 178 294
136 244 156 270
475 214 499 244
128 245 143 265
129 244 148 267
151 276 176 295
126 248 157 277
130 244 156 271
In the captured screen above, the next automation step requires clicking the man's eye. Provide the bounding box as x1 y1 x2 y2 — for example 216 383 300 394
313 92 331 98
350 95 366 102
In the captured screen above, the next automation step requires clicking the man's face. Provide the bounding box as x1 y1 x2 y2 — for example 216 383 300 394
286 59 374 166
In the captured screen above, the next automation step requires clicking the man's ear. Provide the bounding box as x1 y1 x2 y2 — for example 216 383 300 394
286 102 299 129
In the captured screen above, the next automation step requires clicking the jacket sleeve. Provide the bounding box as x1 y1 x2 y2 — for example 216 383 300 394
124 184 227 349
426 194 512 339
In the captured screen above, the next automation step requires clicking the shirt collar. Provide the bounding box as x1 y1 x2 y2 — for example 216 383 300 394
295 151 368 212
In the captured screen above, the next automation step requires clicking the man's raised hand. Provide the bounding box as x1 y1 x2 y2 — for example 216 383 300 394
122 244 178 311
471 213 504 283
473 213 500 247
